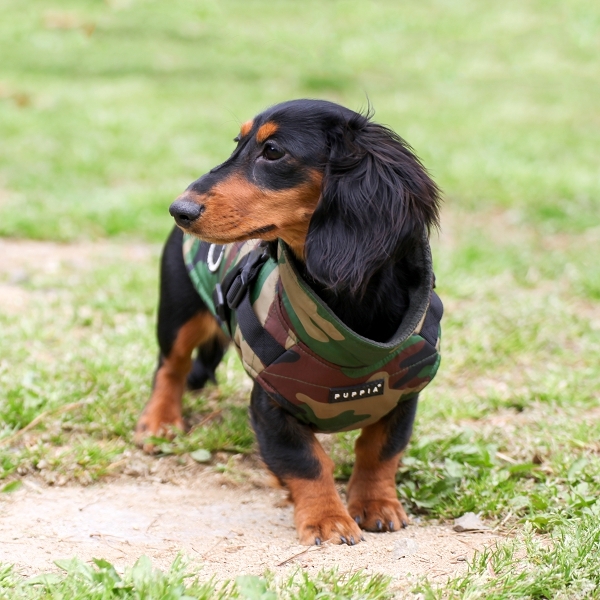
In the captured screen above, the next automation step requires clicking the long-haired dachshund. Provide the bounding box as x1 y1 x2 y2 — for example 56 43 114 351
135 99 442 546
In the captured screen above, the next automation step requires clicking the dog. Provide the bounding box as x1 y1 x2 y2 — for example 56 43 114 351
135 99 442 546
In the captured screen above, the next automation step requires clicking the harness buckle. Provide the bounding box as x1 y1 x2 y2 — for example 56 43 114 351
226 246 269 310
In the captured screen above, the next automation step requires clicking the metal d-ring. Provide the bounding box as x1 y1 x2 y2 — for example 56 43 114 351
207 244 225 273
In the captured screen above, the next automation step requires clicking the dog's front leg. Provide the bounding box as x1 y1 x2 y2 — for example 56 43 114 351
347 395 419 532
135 312 219 451
135 227 226 452
250 384 363 546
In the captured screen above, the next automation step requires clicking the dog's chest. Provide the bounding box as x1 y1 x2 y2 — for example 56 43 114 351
183 235 442 432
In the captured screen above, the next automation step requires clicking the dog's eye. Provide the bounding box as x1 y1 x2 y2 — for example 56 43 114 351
262 143 285 161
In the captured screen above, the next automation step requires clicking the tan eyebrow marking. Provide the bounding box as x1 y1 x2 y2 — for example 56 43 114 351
239 120 254 138
256 122 278 143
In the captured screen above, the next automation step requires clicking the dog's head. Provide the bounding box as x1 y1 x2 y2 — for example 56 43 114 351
171 99 440 297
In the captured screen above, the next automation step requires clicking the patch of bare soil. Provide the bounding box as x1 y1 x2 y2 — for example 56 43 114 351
0 237 155 274
0 473 499 592
0 237 157 315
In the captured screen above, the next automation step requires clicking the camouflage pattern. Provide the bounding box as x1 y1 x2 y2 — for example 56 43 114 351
183 234 442 433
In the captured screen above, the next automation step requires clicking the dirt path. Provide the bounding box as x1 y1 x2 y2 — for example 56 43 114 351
1 473 498 590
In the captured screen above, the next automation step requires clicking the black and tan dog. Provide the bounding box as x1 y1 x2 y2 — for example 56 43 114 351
135 99 442 546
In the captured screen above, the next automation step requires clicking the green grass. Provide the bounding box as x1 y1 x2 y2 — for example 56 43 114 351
0 557 392 600
0 0 599 241
419 513 600 599
1 0 600 596
0 246 254 483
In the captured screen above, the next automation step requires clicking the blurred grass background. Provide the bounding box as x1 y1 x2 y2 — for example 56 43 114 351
0 0 598 242
1 0 600 571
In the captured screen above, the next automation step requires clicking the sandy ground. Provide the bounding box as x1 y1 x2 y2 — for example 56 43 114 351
0 473 499 592
0 237 500 593
0 237 157 316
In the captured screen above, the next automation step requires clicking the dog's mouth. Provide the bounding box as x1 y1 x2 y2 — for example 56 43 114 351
174 216 279 245
246 224 276 237
188 225 277 244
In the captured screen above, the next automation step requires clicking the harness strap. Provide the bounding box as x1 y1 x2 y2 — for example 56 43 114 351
226 246 269 310
214 245 286 366
234 289 286 366
212 247 260 330
420 291 443 348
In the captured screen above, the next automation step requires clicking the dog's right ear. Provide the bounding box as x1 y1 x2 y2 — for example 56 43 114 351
304 111 440 298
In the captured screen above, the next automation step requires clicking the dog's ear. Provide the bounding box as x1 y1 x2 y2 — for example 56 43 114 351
304 113 440 298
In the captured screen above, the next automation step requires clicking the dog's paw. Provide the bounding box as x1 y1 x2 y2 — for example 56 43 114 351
348 498 409 532
134 408 184 453
297 512 364 546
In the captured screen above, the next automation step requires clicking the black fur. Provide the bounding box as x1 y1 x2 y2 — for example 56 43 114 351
250 383 322 481
187 334 228 390
379 395 419 462
303 106 440 342
157 226 226 390
157 226 206 358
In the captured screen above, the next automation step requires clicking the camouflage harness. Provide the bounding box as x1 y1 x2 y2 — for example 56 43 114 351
183 234 442 433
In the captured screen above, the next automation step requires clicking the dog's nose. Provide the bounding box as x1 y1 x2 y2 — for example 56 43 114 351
169 200 205 229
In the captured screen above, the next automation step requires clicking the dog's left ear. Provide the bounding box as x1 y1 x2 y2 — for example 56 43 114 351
305 113 441 297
